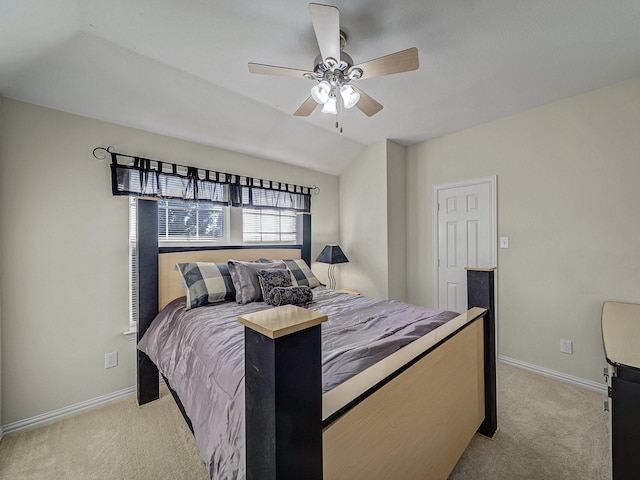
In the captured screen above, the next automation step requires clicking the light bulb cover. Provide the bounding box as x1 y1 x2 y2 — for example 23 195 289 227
311 80 331 104
340 84 360 109
321 95 338 114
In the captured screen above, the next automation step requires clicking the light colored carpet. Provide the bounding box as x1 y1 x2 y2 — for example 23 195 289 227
0 388 209 480
0 362 611 479
449 362 611 479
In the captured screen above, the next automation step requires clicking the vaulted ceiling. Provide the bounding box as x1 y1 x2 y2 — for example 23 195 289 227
2 0 640 174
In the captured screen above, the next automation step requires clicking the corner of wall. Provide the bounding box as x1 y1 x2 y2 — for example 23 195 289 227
339 141 388 297
338 140 409 300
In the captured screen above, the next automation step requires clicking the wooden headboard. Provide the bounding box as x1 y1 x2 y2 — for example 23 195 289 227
158 247 302 309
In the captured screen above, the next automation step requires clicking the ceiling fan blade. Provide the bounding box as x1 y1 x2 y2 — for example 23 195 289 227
309 3 340 64
248 63 314 79
353 47 419 80
351 85 383 117
294 96 319 116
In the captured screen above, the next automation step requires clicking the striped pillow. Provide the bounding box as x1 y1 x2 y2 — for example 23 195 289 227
176 262 236 310
282 259 321 288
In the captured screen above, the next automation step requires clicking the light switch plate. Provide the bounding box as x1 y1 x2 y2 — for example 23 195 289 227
105 351 118 368
500 236 509 249
560 339 573 354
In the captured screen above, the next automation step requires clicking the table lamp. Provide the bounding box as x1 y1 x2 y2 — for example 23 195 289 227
315 244 349 289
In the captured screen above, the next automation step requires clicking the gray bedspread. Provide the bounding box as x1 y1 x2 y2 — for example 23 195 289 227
137 287 457 479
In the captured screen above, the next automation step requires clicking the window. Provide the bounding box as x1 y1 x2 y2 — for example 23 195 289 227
158 200 225 244
243 208 297 243
128 198 138 331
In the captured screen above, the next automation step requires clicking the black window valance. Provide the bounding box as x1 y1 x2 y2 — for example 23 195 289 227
231 179 311 212
96 147 314 212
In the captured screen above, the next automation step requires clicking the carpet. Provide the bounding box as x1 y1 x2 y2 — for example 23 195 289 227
0 362 611 479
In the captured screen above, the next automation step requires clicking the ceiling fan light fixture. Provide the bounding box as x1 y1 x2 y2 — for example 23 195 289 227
321 95 338 114
248 4 418 119
311 80 331 104
340 84 360 109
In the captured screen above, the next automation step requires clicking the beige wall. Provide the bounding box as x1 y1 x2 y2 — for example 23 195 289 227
0 98 339 425
339 140 407 300
386 141 407 301
406 76 640 384
340 142 388 297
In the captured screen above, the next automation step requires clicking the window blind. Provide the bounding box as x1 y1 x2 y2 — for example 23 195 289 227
128 198 138 328
243 208 297 243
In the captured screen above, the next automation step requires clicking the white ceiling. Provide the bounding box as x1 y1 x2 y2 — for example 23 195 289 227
2 0 640 175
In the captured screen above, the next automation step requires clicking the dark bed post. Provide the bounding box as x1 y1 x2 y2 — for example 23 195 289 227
297 212 312 267
467 267 498 438
137 199 160 406
239 306 327 480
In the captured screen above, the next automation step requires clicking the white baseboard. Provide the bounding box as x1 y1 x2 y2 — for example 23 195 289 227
498 355 607 394
1 359 606 438
2 385 137 436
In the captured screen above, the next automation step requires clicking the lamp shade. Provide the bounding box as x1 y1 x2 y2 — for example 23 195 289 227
340 84 360 109
311 80 331 104
320 95 337 114
316 244 349 265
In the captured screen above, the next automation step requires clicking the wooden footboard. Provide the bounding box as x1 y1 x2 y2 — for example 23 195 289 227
323 314 484 479
241 269 496 480
242 306 491 480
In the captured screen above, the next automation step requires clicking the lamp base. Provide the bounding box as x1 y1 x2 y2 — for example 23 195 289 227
327 264 336 290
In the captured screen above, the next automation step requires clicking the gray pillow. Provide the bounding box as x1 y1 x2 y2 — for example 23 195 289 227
227 260 286 304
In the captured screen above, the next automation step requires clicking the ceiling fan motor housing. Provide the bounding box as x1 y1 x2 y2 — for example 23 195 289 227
312 52 362 83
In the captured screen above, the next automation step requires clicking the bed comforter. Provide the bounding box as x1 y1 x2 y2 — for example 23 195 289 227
137 287 457 479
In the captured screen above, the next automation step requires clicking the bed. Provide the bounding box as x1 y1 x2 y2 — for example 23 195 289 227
134 202 497 480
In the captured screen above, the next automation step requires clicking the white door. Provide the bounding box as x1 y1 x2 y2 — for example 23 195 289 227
435 177 496 313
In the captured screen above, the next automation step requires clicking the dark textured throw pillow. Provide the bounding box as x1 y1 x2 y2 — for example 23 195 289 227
268 286 314 307
257 269 292 305
227 260 286 304
175 262 236 310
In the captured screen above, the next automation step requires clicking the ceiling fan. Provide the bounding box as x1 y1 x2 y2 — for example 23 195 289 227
248 3 419 118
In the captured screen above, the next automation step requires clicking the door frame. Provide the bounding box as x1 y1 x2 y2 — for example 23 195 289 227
433 175 498 326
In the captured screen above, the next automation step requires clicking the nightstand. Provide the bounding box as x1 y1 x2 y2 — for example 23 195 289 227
340 289 360 295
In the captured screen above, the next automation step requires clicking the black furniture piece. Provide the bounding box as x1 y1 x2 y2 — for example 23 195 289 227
602 301 640 480
467 267 498 438
240 306 327 480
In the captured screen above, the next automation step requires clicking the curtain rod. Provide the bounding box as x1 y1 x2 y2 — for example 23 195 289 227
92 146 320 194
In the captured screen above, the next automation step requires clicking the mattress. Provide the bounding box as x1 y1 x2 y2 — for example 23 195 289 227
137 287 457 479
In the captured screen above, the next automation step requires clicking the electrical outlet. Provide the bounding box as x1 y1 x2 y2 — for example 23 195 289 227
560 339 573 355
104 351 118 369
